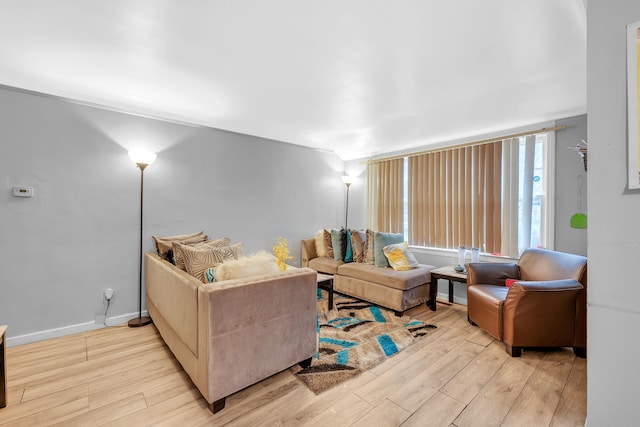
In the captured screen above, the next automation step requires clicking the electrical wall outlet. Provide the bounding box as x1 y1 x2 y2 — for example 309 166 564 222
104 288 114 302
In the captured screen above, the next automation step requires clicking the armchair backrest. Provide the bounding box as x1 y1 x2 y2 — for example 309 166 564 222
518 248 587 286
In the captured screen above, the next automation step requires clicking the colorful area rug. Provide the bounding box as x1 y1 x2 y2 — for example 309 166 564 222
293 290 436 394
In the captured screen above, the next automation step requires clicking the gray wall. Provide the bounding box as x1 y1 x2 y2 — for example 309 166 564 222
0 86 344 340
588 0 640 424
554 115 588 256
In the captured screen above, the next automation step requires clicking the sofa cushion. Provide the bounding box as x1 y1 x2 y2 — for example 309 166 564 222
331 228 347 261
153 231 207 260
175 243 236 281
173 237 230 270
364 229 376 264
383 242 419 271
309 256 344 275
374 231 404 267
336 262 432 291
314 229 327 257
323 229 334 258
350 229 366 263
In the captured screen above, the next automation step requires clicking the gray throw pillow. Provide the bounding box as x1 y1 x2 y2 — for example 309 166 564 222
374 231 404 267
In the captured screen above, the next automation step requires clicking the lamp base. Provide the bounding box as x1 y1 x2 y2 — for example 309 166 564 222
128 316 153 328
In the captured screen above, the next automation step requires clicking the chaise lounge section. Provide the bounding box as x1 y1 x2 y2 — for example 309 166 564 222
301 237 437 315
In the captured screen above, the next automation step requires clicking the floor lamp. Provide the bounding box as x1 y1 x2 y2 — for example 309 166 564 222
341 175 354 230
128 150 156 328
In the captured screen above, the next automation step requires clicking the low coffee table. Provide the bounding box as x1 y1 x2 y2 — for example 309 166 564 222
316 273 334 309
430 265 468 303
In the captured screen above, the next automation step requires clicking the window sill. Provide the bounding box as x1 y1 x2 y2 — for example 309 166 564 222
408 245 519 263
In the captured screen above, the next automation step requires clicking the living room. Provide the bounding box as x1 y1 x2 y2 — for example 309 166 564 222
0 0 638 425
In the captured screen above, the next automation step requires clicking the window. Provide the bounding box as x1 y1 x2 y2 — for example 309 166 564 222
367 131 554 258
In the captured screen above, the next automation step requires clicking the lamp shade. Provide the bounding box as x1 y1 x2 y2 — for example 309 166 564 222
128 150 157 166
341 175 354 185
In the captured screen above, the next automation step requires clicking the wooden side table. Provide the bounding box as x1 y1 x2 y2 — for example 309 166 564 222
0 325 7 408
430 266 467 303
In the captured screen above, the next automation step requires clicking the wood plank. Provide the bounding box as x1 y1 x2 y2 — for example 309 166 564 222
0 384 88 426
354 324 475 407
52 393 148 427
350 398 411 426
440 340 509 404
550 357 587 427
501 375 562 427
101 388 204 427
277 371 378 426
303 392 373 426
402 391 466 427
453 351 543 427
387 340 484 412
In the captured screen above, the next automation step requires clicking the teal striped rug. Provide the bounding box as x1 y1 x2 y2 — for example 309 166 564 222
294 291 436 394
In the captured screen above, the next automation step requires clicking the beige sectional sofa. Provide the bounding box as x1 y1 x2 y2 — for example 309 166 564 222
301 238 437 315
145 252 317 413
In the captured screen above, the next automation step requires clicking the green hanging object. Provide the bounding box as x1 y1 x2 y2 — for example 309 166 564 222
570 175 587 229
570 212 587 229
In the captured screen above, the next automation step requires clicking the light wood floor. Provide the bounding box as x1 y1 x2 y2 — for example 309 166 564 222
0 302 586 426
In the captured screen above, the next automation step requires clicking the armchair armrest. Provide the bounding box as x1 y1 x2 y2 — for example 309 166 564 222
466 262 520 286
508 278 584 292
502 279 583 348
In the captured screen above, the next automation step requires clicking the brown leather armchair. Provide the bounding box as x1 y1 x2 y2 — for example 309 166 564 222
466 248 587 358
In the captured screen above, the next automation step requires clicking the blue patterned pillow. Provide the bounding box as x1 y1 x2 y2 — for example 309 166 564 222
204 267 218 283
344 230 354 262
374 231 404 267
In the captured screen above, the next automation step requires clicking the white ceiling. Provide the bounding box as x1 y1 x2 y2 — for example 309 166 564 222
0 1 587 160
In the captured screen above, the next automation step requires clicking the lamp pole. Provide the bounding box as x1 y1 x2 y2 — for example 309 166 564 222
341 175 354 230
127 150 156 328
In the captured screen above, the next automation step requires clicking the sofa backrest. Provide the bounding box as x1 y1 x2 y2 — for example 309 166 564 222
518 248 587 286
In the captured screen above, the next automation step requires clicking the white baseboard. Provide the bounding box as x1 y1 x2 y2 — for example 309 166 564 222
6 310 149 348
437 291 467 306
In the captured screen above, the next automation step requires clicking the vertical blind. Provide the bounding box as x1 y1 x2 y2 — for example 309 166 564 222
367 158 404 233
367 129 554 258
407 142 502 252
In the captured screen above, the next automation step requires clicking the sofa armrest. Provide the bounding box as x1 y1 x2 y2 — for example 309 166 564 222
466 262 520 287
197 267 317 403
301 238 317 267
146 252 200 355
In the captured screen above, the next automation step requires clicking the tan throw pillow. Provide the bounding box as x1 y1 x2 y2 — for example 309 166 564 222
173 237 230 270
314 230 327 257
350 230 367 263
175 243 236 281
213 251 280 282
230 242 243 259
364 229 376 264
153 231 207 260
323 229 334 258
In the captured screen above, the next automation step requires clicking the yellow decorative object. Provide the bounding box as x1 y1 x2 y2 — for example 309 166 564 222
272 237 293 271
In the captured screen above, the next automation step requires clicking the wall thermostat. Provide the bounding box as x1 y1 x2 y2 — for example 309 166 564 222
12 186 34 198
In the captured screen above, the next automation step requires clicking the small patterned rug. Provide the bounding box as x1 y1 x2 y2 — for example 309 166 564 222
293 290 436 394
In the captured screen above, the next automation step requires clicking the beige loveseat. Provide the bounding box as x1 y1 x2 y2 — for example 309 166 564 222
301 238 437 315
145 252 317 413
